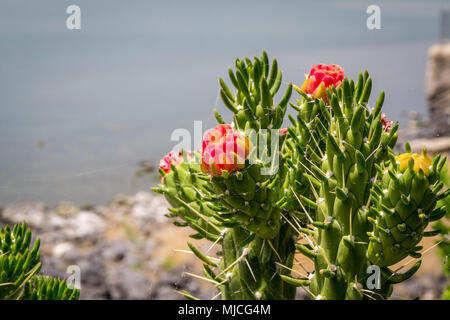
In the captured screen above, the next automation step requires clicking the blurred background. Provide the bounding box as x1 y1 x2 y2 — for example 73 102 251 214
0 0 449 300
0 0 448 206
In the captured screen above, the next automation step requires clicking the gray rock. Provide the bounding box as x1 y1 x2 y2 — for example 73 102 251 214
52 242 77 260
65 211 106 241
394 273 448 300
158 266 186 285
130 192 169 224
426 43 450 136
1 202 47 229
152 285 181 300
151 265 217 300
101 240 135 262
106 267 152 300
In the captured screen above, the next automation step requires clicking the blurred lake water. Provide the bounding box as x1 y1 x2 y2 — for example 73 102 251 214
0 0 447 206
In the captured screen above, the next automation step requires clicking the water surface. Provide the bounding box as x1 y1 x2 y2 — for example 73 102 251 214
0 0 447 206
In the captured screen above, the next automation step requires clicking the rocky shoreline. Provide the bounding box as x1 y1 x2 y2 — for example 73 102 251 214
0 192 219 300
0 190 447 300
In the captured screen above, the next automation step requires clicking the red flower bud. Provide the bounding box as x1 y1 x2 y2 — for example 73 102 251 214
380 113 392 132
299 64 344 100
279 128 288 135
159 151 184 175
201 124 250 177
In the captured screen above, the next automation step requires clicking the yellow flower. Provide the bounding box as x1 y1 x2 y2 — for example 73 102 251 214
395 149 432 175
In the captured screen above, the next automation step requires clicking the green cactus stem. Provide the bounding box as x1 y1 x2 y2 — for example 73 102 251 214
208 52 292 239
285 74 416 300
368 150 447 267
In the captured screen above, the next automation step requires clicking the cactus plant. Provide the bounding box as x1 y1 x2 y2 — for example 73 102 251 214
284 67 447 300
0 222 80 300
154 52 297 299
154 52 450 300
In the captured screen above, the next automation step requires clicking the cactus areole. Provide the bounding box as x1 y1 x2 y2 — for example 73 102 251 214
153 53 449 300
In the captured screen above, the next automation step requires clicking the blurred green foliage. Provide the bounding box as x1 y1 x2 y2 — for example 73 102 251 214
0 222 79 300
